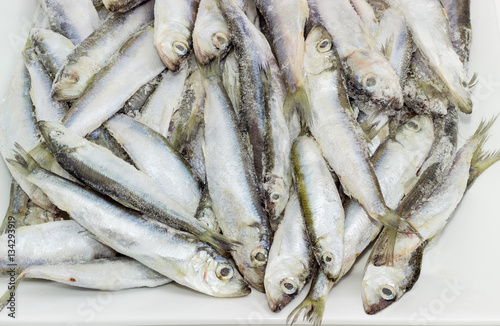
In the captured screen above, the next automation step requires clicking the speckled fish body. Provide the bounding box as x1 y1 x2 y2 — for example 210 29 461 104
103 0 150 12
441 0 471 67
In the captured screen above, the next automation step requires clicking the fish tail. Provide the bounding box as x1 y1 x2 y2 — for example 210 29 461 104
283 86 311 129
198 228 241 255
286 295 326 326
372 228 398 267
378 207 421 236
0 271 25 313
6 143 41 177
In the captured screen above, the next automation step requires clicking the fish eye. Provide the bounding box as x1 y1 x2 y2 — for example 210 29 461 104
216 263 234 280
251 247 268 266
280 278 298 295
404 120 421 132
212 32 229 50
173 41 189 57
362 74 378 92
317 39 332 53
271 193 280 201
48 130 63 139
379 285 396 301
322 252 335 265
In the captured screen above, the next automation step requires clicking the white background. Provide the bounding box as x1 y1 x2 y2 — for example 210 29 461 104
0 0 500 325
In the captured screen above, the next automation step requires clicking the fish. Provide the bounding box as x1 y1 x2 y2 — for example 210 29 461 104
302 25 417 235
0 181 29 235
288 115 435 325
7 149 250 297
350 0 379 36
118 72 164 118
0 220 116 273
104 114 203 216
362 118 500 314
292 135 344 282
154 0 199 70
386 0 472 113
254 0 309 93
61 25 166 137
39 0 100 45
264 191 314 312
192 0 231 65
102 0 150 12
307 0 403 109
202 63 271 292
29 28 75 79
0 257 172 312
51 1 155 101
38 121 238 255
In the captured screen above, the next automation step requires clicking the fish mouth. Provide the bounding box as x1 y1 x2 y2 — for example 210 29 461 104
267 295 294 313
363 297 395 315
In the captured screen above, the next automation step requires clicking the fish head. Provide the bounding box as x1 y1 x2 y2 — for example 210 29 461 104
231 241 270 292
264 258 307 312
38 121 87 155
343 50 404 109
394 115 434 152
361 262 406 314
155 24 192 71
263 175 289 223
51 68 82 101
193 18 231 65
189 248 251 297
303 25 337 75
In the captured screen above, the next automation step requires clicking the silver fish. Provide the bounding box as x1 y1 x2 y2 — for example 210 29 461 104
288 115 434 325
38 121 237 255
350 0 379 36
202 66 271 292
292 135 344 282
51 1 155 101
119 72 164 118
264 191 313 312
61 25 166 137
8 150 250 297
362 119 500 314
0 181 29 235
39 0 100 45
441 0 472 67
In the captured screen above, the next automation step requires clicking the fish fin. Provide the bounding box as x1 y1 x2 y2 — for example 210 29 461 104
378 207 422 236
198 55 223 81
7 143 42 177
284 86 311 130
360 110 389 142
381 34 395 60
467 117 500 187
372 228 398 267
198 228 241 256
0 271 25 313
468 73 479 89
286 293 326 326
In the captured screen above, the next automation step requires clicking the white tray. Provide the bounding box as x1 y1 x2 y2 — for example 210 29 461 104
1 0 500 325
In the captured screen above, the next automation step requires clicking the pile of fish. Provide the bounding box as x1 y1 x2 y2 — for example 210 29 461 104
0 0 498 324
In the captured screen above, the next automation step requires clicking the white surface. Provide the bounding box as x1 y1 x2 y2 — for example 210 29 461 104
1 0 500 325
